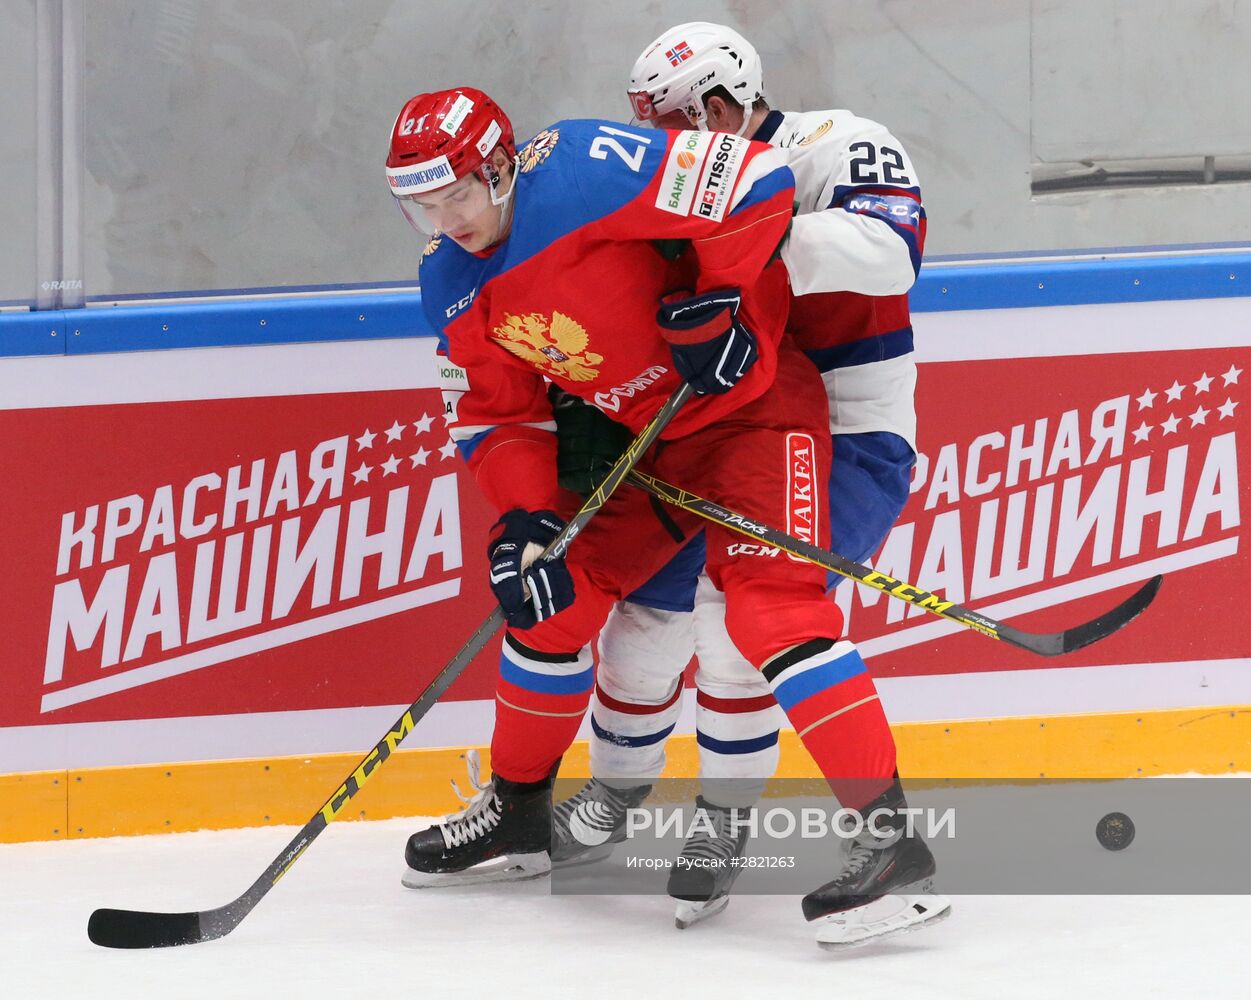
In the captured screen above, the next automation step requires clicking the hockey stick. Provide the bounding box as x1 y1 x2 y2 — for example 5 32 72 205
87 383 695 950
626 470 1162 657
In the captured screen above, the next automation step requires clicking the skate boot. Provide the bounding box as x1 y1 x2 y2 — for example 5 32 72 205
550 777 652 866
667 796 751 929
402 750 554 888
801 779 951 949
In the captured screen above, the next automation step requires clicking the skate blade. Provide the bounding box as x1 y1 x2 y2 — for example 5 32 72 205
815 891 952 951
401 852 551 889
674 894 729 930
550 841 618 870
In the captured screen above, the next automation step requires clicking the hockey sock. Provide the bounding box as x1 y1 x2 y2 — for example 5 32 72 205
589 678 683 784
491 633 594 783
762 638 896 811
695 688 780 806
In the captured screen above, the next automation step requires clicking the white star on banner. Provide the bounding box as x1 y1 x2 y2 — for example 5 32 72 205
413 413 435 435
352 462 372 484
1222 364 1243 386
1164 380 1185 402
409 447 431 467
385 420 406 442
439 439 458 460
355 428 376 450
381 454 401 476
1218 398 1239 419
1135 388 1157 410
1193 372 1213 394
1189 405 1210 427
442 409 456 425
1160 413 1181 435
1131 421 1152 443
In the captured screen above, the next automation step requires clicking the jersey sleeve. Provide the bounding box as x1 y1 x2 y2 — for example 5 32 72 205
421 289 561 515
570 123 797 295
781 119 926 297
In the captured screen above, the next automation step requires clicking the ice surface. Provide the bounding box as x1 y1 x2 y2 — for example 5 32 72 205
2 816 1244 999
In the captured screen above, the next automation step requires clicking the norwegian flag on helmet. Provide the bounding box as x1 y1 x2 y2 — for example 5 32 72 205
665 41 693 66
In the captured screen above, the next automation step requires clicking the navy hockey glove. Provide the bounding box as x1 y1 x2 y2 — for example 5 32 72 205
656 288 758 395
487 509 576 630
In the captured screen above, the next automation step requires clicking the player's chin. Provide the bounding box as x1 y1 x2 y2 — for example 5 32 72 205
447 228 486 252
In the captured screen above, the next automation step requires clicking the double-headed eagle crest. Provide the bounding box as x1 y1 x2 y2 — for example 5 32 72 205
520 128 560 172
491 310 603 381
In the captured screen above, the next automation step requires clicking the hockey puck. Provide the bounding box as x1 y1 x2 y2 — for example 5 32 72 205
1096 811 1135 851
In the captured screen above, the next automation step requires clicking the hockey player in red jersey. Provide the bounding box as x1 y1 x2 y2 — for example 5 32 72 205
387 87 923 944
546 23 950 948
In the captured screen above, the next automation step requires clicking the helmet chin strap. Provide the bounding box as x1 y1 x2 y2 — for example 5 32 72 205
489 155 519 244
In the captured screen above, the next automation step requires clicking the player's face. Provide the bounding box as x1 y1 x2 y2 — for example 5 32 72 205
400 174 497 249
648 109 695 130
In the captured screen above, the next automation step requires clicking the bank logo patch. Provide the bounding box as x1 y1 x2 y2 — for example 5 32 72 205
440 95 474 136
654 130 712 217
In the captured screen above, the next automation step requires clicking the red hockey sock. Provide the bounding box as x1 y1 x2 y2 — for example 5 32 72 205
490 633 594 783
763 638 897 810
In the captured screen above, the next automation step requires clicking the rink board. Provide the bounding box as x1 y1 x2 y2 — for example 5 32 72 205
2 706 1248 842
1 262 1249 840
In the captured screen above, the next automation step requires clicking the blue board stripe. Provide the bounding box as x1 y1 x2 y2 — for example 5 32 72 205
3 252 1249 357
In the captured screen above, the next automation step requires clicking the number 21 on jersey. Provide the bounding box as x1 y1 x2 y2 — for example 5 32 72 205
589 125 653 172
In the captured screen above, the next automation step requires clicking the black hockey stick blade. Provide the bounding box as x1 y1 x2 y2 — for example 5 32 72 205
626 470 1164 657
995 573 1163 656
88 908 207 950
87 385 694 949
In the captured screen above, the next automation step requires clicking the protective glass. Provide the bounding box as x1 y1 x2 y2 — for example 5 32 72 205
395 173 492 236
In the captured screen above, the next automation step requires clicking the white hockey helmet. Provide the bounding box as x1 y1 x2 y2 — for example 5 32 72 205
626 22 765 131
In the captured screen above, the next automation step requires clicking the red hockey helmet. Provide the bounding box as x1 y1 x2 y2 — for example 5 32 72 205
386 88 516 234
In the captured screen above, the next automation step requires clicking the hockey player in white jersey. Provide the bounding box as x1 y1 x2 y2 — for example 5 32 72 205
549 21 950 949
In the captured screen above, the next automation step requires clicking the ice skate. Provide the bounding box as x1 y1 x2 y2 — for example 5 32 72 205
802 782 951 949
667 797 751 929
550 777 652 866
402 750 553 888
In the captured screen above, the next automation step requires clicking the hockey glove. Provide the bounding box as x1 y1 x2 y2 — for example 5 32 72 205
550 386 634 497
487 509 576 630
656 288 758 395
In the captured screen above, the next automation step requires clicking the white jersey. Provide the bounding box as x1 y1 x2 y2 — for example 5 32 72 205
754 108 924 448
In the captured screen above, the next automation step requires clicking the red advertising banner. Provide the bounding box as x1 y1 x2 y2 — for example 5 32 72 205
0 347 1246 736
0 389 503 728
851 347 1248 676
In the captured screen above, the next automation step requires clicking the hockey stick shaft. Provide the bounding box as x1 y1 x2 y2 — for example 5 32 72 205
88 383 694 949
625 470 1162 657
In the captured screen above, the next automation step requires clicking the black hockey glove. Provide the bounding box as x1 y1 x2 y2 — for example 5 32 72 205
550 387 634 496
487 509 576 630
656 288 758 395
